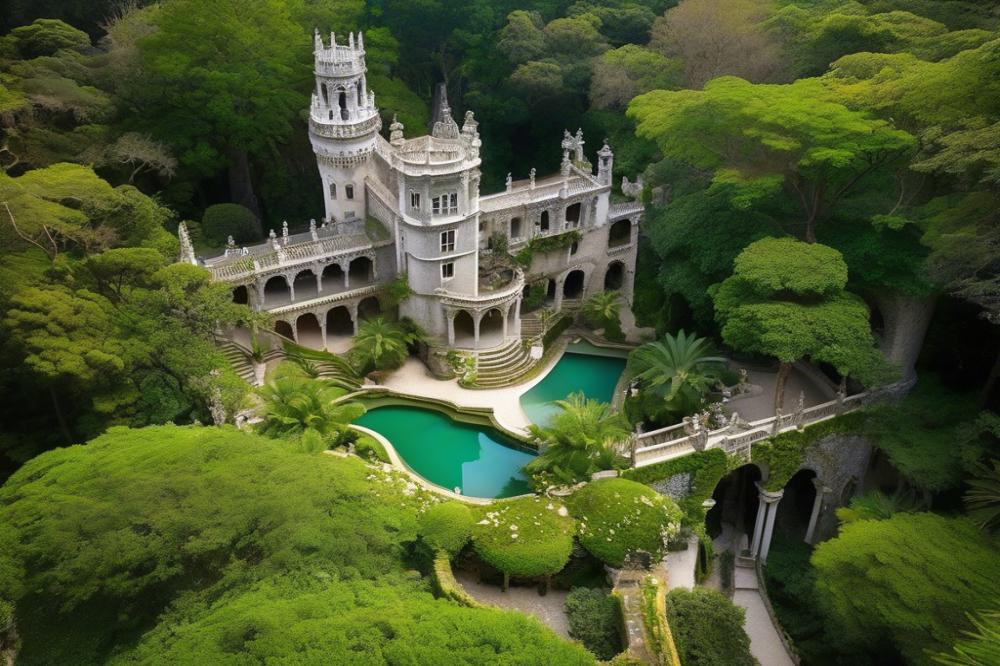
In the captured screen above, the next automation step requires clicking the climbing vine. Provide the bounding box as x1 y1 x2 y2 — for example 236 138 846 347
752 412 866 491
514 230 582 267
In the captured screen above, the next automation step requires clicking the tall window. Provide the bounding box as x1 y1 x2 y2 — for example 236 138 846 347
329 183 337 199
440 229 455 253
410 191 421 209
345 184 355 200
432 192 458 215
441 262 455 279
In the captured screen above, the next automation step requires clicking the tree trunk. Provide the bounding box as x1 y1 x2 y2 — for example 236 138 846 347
502 571 509 593
871 291 938 385
774 361 792 413
538 575 550 596
49 385 73 444
227 147 262 227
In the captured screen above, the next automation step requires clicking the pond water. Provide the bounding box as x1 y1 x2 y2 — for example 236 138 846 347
519 342 627 425
354 404 535 499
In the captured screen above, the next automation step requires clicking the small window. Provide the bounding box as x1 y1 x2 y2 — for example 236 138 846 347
410 191 420 209
329 183 337 199
432 192 458 215
345 185 354 200
441 262 454 279
570 241 579 256
440 230 455 253
540 211 550 232
510 217 522 238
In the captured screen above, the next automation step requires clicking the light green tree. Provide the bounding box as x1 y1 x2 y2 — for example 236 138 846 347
582 289 624 341
812 513 1000 665
349 316 417 374
713 237 891 409
257 369 364 446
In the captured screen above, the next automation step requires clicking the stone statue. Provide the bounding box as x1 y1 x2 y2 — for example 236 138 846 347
529 168 536 189
281 220 289 244
505 173 512 192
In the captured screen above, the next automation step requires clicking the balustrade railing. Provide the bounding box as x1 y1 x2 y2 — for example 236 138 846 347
630 384 895 468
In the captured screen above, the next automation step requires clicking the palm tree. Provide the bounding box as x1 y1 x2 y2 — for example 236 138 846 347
524 392 631 486
583 290 623 340
933 610 1000 666
965 460 1000 532
625 330 727 422
257 372 365 445
349 316 416 374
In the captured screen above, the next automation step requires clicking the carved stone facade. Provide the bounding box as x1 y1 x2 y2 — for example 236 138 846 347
188 29 642 356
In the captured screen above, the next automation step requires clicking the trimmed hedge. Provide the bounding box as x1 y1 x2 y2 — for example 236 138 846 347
567 478 683 567
665 588 756 666
752 412 865 491
418 502 474 556
471 496 575 577
431 550 483 608
565 587 623 660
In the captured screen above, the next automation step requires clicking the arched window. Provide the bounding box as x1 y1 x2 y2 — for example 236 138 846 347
329 182 337 199
345 184 354 200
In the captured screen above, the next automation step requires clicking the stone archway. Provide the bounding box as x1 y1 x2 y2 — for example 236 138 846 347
274 319 294 340
563 269 585 299
608 219 630 248
296 313 323 350
604 261 625 291
453 310 475 348
358 296 381 321
479 308 505 349
232 285 249 305
293 269 318 302
322 263 345 292
706 463 764 546
773 469 818 543
263 275 291 306
348 256 373 286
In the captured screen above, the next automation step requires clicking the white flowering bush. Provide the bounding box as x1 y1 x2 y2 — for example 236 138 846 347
567 478 683 567
471 496 575 577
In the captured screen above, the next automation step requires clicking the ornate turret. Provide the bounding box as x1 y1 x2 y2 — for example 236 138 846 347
597 139 614 186
308 29 381 223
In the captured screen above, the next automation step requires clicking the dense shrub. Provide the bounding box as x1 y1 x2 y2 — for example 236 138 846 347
355 433 390 463
418 501 475 556
201 203 260 246
665 588 755 666
543 314 574 348
523 281 547 311
565 587 623 660
622 449 729 529
0 425 591 665
471 496 575 577
567 478 682 567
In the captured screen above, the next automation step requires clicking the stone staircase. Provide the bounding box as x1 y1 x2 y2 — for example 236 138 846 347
220 341 259 385
519 312 544 339
473 339 536 388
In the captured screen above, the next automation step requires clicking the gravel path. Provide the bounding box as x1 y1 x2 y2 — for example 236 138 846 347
454 571 572 639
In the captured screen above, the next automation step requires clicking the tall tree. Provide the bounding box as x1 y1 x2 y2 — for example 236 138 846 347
713 237 891 409
135 0 307 218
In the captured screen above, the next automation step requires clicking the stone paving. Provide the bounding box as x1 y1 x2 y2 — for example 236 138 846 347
454 571 572 639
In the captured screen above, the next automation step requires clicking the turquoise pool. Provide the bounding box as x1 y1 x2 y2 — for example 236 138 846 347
355 405 535 499
519 342 627 425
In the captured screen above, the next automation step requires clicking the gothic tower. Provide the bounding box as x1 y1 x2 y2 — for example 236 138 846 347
308 30 380 224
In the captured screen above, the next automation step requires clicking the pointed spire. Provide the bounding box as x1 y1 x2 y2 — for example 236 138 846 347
431 82 459 139
349 32 355 49
358 31 364 50
331 32 337 49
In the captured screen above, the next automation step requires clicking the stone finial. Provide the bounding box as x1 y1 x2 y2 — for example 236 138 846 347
309 219 318 241
281 220 289 245
314 28 324 52
389 113 405 145
358 31 364 50
561 155 572 178
529 168 536 189
506 173 512 192
573 128 585 161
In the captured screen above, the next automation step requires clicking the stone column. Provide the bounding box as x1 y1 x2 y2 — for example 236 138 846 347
350 303 359 334
805 479 829 545
501 309 509 341
447 312 456 347
513 299 522 337
554 276 565 312
473 312 481 350
749 491 768 558
288 276 296 304
759 489 784 564
319 314 328 351
257 279 267 307
316 270 324 294
343 261 351 290
291 319 299 343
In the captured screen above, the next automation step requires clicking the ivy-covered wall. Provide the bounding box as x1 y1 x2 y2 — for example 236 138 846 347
751 412 866 491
